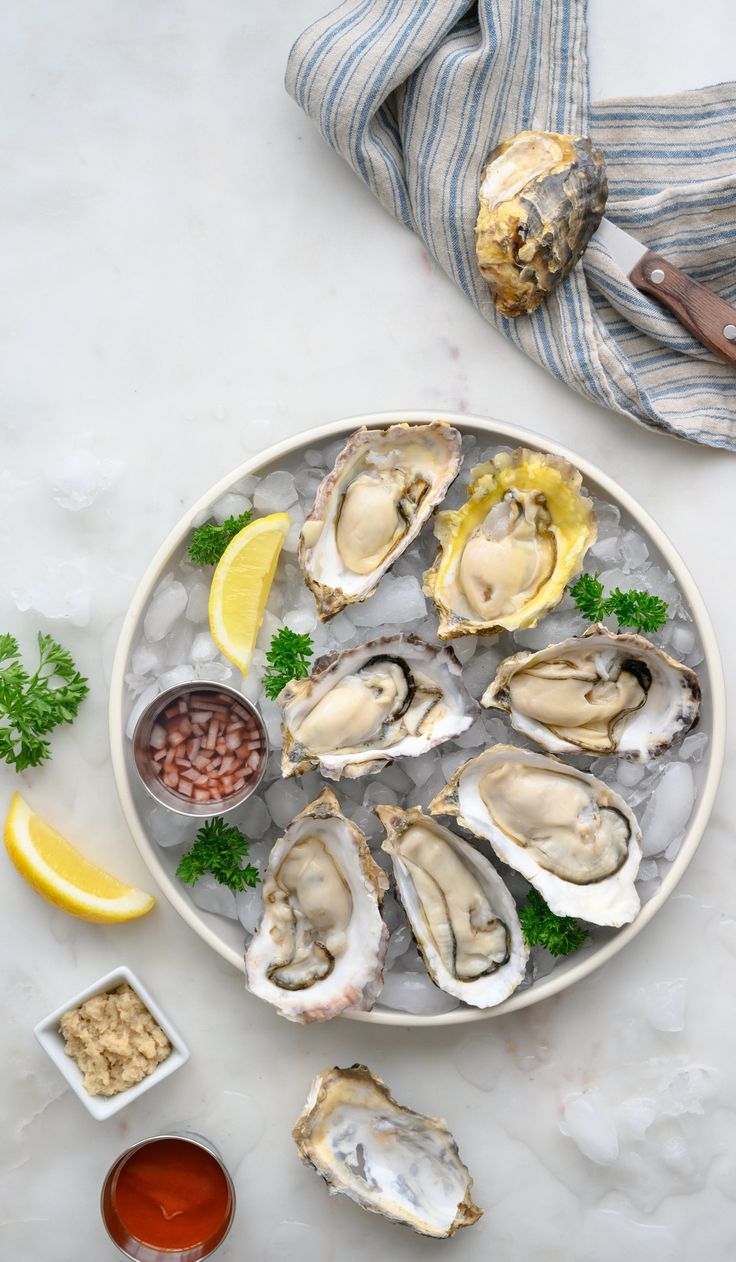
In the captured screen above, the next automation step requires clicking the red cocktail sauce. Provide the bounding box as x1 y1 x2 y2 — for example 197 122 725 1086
105 1137 233 1257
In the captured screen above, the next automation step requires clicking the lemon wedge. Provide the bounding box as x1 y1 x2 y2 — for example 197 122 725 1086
208 512 290 674
4 792 155 923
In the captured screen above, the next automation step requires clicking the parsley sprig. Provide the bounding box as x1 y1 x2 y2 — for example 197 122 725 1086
188 511 253 566
176 818 259 892
0 633 89 771
263 628 314 700
519 889 589 957
570 572 668 634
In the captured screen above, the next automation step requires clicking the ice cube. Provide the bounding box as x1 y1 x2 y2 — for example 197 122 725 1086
616 1095 657 1142
620 530 649 573
657 1064 719 1117
594 502 621 537
125 672 153 698
454 719 486 749
48 449 123 510
378 763 414 795
640 762 695 856
185 583 210 623
678 732 708 763
282 518 304 554
165 621 194 666
237 795 272 840
158 665 197 690
381 893 406 934
131 643 164 676
191 631 218 663
253 471 298 512
144 581 188 641
636 859 658 882
256 609 283 652
259 698 283 750
638 978 687 1033
404 749 440 787
212 492 251 524
377 971 459 1015
457 646 502 696
362 782 398 809
11 558 92 626
295 467 323 497
348 575 426 627
264 779 306 828
659 1130 695 1178
328 611 356 644
281 606 316 635
146 804 195 848
670 624 695 657
441 747 470 782
342 801 378 837
385 923 412 968
188 877 238 920
197 661 233 684
236 883 264 935
304 447 327 468
451 637 477 665
590 535 623 564
561 1091 619 1165
125 683 160 739
617 760 646 788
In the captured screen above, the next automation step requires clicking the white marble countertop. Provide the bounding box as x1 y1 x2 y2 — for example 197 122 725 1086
2 4 735 1259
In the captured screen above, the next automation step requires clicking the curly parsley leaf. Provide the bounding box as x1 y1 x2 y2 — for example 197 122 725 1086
570 572 668 634
188 511 253 566
0 633 89 771
519 888 589 958
176 817 259 892
262 627 314 700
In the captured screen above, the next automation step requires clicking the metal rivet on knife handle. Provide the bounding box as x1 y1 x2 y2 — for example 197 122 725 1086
724 325 736 342
650 268 665 284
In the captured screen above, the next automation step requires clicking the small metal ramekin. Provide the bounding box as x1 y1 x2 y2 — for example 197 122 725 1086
132 681 269 818
101 1130 236 1261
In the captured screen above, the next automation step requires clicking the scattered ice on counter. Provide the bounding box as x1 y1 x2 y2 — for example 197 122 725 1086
657 1064 720 1118
348 574 426 626
185 582 210 623
377 970 460 1015
189 876 238 920
561 1091 620 1165
212 492 251 523
265 779 307 829
638 978 687 1033
48 448 123 510
237 883 264 935
125 682 160 739
144 581 188 641
616 1095 657 1142
253 471 298 512
191 631 218 663
640 762 695 857
11 557 92 626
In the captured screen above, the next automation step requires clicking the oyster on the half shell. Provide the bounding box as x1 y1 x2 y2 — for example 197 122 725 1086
299 421 462 620
375 804 528 1008
244 789 388 1021
431 745 641 926
278 633 478 780
475 130 608 316
424 448 596 639
293 1065 482 1237
482 623 701 760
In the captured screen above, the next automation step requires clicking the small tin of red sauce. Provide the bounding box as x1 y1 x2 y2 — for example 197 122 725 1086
101 1132 235 1261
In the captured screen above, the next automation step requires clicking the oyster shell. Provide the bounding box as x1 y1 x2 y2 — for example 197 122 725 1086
375 804 528 1008
278 633 478 780
299 421 462 620
475 130 608 316
431 745 641 926
482 623 701 761
244 789 388 1021
293 1064 482 1237
424 448 596 639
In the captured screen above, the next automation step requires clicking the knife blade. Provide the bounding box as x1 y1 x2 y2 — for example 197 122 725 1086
593 217 736 366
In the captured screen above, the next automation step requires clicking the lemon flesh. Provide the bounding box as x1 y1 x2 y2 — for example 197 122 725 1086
208 512 290 675
4 792 155 923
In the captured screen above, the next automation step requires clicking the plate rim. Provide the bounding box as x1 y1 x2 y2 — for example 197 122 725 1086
108 410 726 1027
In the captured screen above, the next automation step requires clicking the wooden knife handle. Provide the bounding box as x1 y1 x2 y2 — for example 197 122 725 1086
629 250 736 365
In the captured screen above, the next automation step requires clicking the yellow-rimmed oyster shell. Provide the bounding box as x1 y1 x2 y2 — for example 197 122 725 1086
423 448 596 639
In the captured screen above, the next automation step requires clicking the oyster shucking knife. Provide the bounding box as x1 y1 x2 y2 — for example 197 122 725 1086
476 129 736 365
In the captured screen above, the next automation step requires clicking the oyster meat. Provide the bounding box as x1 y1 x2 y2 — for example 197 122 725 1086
483 623 701 760
376 805 528 1008
293 1065 482 1237
431 745 641 926
475 130 608 316
245 789 388 1021
278 633 478 780
424 448 596 639
299 421 462 619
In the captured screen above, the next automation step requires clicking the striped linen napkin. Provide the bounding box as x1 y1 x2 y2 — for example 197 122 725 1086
286 0 736 450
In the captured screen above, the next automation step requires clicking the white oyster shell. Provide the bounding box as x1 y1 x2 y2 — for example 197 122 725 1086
293 1064 482 1237
431 745 641 927
278 633 478 780
244 789 388 1021
299 421 462 619
482 623 701 761
376 805 528 1008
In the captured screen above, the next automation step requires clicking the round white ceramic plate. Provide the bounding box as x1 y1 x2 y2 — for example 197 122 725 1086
109 412 725 1026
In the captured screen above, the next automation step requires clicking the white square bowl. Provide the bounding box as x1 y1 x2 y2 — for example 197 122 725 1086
33 965 189 1121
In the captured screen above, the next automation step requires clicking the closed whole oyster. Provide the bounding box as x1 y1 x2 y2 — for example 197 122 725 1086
475 130 608 316
299 421 462 620
293 1065 482 1237
375 805 528 1008
244 789 388 1021
482 623 701 760
431 745 641 926
278 633 478 780
424 448 596 639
